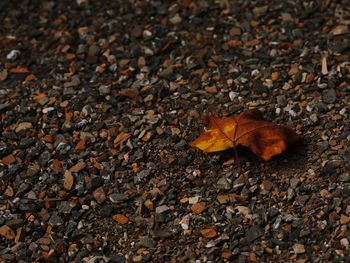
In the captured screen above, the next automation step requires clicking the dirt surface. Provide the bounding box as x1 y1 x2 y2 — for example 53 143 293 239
0 0 350 262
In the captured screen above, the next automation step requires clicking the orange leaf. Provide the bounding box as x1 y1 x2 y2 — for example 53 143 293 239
200 228 217 239
112 214 129 225
190 109 300 161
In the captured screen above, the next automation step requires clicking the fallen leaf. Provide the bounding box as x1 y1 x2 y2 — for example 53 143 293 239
0 225 15 240
191 202 207 215
112 214 129 225
200 228 217 239
190 109 300 161
63 170 74 190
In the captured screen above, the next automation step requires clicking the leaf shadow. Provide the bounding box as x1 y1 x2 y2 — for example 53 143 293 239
218 139 308 171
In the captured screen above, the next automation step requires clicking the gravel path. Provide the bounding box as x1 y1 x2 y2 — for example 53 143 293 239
1 0 350 262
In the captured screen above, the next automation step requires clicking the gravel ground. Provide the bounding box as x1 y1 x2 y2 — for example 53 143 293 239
1 0 350 262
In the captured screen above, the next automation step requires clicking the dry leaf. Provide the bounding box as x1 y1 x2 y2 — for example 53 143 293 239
200 228 217 239
190 109 300 161
0 225 15 240
112 214 129 225
191 202 207 215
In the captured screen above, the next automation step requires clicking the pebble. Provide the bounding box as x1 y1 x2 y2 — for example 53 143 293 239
170 14 182 25
293 243 305 254
322 89 337 104
6 50 21 60
15 122 32 133
138 236 156 248
109 193 128 203
48 214 64 227
155 205 169 214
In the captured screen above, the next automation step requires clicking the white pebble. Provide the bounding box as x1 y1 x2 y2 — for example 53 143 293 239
6 50 21 60
42 107 55 114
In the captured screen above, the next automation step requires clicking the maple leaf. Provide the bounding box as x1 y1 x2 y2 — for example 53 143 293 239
190 109 300 161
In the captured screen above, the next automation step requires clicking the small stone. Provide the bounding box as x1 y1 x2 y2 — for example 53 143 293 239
64 76 80 88
93 187 106 204
246 225 263 243
170 14 182 25
155 205 169 214
63 170 74 190
261 180 273 192
191 202 206 215
253 5 268 16
340 214 350 225
339 173 350 183
69 162 86 173
42 107 55 114
15 122 32 133
332 25 349 36
112 214 129 225
235 206 251 218
200 228 217 239
188 196 200 204
0 225 15 240
323 89 337 104
276 95 287 106
271 71 280 81
37 237 51 245
340 238 349 248
109 193 128 203
48 214 64 227
138 236 156 248
293 243 305 254
179 215 190 230
1 154 16 165
142 30 153 40
204 86 218 94
310 113 318 123
99 85 111 95
217 177 231 190
229 27 241 36
144 94 153 102
6 50 21 60
0 69 8 81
